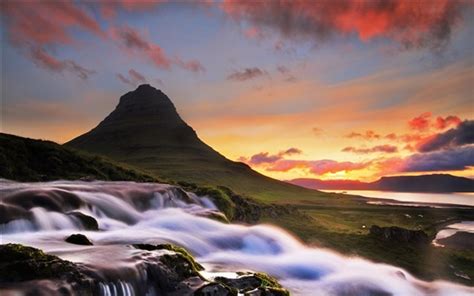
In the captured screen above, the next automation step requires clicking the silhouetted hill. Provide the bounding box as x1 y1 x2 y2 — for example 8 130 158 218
0 133 158 182
288 174 474 192
66 84 326 201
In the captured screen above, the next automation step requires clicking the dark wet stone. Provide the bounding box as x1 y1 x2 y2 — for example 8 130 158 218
67 211 99 231
215 275 261 292
65 234 93 246
194 282 236 296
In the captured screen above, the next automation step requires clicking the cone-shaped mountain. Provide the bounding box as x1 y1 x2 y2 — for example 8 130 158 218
66 84 319 199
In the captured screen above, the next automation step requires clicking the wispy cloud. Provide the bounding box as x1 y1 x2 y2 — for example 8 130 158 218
342 145 398 154
110 25 205 73
227 67 267 81
116 68 147 87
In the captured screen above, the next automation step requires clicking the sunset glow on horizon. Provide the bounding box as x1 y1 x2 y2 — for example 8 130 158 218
1 0 473 182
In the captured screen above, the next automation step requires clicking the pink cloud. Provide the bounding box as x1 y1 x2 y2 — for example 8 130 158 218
1 1 101 79
2 1 102 47
222 0 471 51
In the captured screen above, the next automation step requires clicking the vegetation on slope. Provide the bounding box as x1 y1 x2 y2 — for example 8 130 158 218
0 133 159 182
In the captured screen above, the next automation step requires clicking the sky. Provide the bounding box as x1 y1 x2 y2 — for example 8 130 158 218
1 0 473 182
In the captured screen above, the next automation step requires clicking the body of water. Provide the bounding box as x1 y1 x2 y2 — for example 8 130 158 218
321 190 474 207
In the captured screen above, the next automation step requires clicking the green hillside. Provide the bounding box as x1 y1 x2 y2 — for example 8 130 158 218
65 84 330 203
0 133 158 182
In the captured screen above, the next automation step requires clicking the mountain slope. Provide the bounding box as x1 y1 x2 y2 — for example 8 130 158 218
66 84 325 201
0 133 158 182
289 174 474 192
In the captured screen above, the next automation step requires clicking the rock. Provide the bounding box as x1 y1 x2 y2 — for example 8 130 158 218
194 282 237 295
67 211 99 231
0 243 290 296
65 234 93 246
369 225 429 244
215 272 289 296
133 243 204 271
215 275 261 292
0 244 94 294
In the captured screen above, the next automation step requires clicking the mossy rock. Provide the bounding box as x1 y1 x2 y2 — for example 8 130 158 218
0 243 93 293
189 186 235 220
254 272 283 289
133 243 204 272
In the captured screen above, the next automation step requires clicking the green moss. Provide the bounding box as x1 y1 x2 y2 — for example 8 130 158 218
255 272 283 289
155 244 204 272
180 184 235 220
133 243 205 277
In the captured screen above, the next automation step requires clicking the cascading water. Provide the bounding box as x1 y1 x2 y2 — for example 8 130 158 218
0 180 472 296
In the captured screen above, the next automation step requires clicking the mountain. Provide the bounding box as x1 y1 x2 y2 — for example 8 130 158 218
0 133 158 182
288 174 474 193
66 84 325 201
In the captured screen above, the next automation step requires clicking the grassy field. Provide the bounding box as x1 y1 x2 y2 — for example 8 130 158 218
260 202 474 285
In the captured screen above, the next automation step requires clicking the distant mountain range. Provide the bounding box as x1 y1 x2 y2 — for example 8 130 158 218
288 174 474 193
65 84 326 201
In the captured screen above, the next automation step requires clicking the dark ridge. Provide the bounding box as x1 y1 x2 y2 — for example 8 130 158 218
0 132 158 182
288 174 474 193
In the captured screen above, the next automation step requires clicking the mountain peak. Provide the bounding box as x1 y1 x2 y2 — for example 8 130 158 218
118 84 171 107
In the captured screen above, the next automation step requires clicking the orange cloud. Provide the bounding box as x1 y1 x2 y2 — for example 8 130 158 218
267 159 370 175
434 115 462 130
345 130 381 140
408 112 432 131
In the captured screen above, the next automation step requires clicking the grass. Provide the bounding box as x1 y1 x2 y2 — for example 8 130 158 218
0 133 160 182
